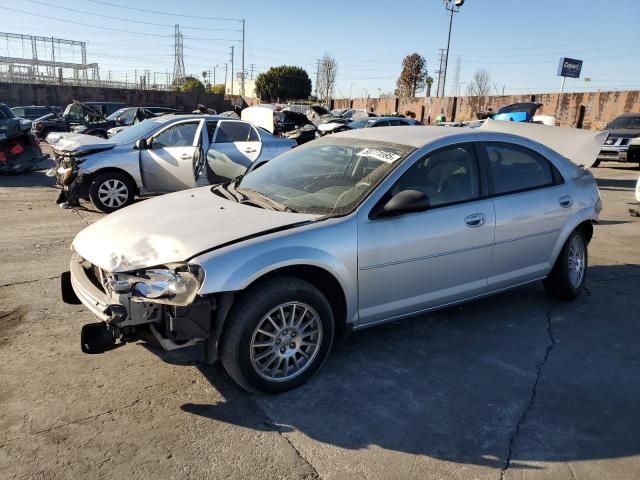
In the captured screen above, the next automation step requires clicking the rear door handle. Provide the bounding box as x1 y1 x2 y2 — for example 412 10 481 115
244 148 256 153
559 195 573 208
180 153 192 160
464 213 486 228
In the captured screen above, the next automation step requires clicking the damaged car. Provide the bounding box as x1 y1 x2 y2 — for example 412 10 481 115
62 120 605 393
33 100 127 139
0 103 48 174
49 114 295 212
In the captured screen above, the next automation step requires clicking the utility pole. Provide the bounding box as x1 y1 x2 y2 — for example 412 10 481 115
441 0 464 98
249 63 256 80
173 24 185 87
314 58 320 99
224 63 228 94
229 46 235 96
241 19 245 96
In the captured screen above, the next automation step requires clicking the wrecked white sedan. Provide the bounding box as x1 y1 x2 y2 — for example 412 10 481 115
62 121 605 393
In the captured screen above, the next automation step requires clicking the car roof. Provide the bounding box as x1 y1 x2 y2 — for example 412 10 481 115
615 113 640 118
334 125 471 147
153 114 236 123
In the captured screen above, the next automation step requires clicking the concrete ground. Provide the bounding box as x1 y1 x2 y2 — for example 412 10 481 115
0 157 639 480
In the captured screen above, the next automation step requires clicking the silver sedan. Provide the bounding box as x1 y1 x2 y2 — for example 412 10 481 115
48 114 295 212
64 121 605 393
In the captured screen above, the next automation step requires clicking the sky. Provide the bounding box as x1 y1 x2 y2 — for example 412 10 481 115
2 0 640 98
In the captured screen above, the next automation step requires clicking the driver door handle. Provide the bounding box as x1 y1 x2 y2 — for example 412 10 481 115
243 148 257 153
180 153 192 159
559 195 573 208
464 213 486 228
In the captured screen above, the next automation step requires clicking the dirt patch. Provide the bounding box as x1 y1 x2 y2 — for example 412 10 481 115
0 307 25 346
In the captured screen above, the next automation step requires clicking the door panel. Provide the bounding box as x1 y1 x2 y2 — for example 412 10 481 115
358 200 495 325
207 121 262 182
140 121 200 193
357 142 495 326
490 185 570 287
480 141 573 288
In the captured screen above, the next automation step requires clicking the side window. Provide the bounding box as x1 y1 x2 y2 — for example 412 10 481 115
215 121 252 143
392 144 480 208
206 121 218 142
248 126 260 142
389 119 409 126
118 109 136 125
12 108 24 117
483 142 557 195
151 122 199 148
372 120 390 127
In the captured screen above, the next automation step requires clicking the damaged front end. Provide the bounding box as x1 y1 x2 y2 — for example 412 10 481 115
0 119 48 174
62 253 225 359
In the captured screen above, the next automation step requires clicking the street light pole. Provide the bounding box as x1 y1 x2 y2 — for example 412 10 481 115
213 64 218 88
441 0 463 97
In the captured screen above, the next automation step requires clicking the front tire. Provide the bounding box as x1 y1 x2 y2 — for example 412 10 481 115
544 229 588 300
220 276 334 393
89 171 135 213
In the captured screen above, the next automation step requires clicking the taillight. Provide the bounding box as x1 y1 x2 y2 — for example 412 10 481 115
0 152 6 162
9 144 25 155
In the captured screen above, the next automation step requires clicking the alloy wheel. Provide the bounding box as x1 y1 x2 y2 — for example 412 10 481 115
568 235 586 288
250 302 323 382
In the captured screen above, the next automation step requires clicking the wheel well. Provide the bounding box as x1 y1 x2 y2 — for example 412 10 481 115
248 265 349 340
577 220 594 244
88 168 139 195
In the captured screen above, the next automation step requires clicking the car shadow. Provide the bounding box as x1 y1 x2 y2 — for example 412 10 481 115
0 167 56 188
176 264 640 471
596 177 637 190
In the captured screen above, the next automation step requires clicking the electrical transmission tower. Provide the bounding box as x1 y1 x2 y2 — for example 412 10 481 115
435 48 447 97
451 55 461 96
172 24 185 87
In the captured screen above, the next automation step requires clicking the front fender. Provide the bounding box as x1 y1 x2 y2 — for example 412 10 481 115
191 217 359 325
79 148 143 189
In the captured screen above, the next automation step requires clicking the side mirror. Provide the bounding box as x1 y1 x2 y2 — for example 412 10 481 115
372 189 430 219
135 138 148 150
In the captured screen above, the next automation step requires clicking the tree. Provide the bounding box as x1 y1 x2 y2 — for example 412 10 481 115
465 69 492 114
209 83 226 95
425 76 434 97
465 69 492 97
254 66 312 101
179 76 206 93
317 53 338 103
395 53 428 98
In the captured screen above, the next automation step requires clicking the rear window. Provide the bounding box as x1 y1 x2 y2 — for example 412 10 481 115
483 142 557 195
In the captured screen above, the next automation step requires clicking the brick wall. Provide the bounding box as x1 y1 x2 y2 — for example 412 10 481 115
332 90 640 130
0 82 241 113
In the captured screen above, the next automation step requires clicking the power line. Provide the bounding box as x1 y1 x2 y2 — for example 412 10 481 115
22 0 241 32
83 0 243 22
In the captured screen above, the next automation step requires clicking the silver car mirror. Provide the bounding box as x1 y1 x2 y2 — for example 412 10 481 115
135 138 148 150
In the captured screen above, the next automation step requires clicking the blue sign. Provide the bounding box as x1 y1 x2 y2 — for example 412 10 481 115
557 57 583 78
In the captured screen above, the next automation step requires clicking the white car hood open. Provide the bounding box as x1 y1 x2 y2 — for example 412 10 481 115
480 119 607 168
72 187 319 272
46 132 115 154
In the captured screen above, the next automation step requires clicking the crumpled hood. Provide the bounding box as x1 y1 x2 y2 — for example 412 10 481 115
46 132 116 155
72 186 319 272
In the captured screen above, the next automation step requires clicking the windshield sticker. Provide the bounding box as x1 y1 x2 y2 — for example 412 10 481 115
356 148 401 163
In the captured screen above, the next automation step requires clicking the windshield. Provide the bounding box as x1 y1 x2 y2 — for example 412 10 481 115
108 118 163 144
106 108 129 121
606 116 640 130
348 118 376 129
235 138 414 215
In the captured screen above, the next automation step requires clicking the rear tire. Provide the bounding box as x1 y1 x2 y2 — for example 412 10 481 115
544 229 588 300
89 171 135 213
220 276 334 393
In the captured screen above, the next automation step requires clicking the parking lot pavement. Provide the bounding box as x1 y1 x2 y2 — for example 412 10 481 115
0 163 639 480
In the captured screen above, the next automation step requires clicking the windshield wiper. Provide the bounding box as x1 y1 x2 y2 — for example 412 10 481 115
237 188 297 213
